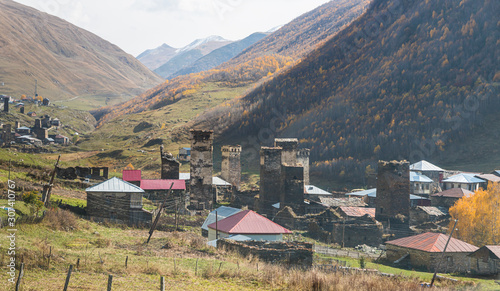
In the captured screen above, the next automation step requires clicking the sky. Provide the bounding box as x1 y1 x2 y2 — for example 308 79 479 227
13 0 332 57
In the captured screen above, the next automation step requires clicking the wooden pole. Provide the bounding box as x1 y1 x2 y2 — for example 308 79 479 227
195 258 198 276
160 276 165 291
63 265 73 291
15 263 24 291
125 256 128 268
48 246 51 269
107 275 113 291
43 155 61 207
147 182 174 243
76 258 80 270
430 219 458 287
215 210 218 240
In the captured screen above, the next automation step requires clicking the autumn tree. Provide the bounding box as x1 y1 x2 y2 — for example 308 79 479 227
449 182 500 246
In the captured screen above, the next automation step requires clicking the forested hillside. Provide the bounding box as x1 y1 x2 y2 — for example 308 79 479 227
194 0 499 184
93 0 369 126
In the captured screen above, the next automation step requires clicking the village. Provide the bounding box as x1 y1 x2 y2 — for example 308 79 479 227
38 128 497 279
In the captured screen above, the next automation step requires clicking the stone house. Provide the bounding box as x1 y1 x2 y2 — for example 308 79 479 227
54 134 69 145
409 160 445 187
409 206 448 226
207 210 291 241
431 188 474 210
386 232 478 272
178 147 191 161
140 179 186 202
86 177 152 225
468 246 500 276
331 214 383 247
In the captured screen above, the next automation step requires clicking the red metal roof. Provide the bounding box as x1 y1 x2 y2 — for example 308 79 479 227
339 206 375 218
386 232 478 253
140 179 185 190
431 188 474 198
207 210 292 235
123 170 141 181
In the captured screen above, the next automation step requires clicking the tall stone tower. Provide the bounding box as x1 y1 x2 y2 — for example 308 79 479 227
281 164 305 215
189 130 214 210
375 160 410 225
259 146 283 215
221 145 241 190
274 138 298 165
296 148 310 185
160 145 180 179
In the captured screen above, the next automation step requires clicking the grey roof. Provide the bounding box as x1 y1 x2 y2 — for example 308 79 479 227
347 188 427 200
212 177 231 186
304 185 331 195
201 206 242 231
442 173 485 184
319 197 367 207
17 126 30 130
347 188 377 198
410 172 433 183
416 206 448 216
410 160 445 172
85 177 144 193
179 173 231 186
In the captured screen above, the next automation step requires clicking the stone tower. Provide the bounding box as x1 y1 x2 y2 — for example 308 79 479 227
274 138 298 165
160 145 180 179
281 164 305 215
296 148 310 185
375 160 410 225
221 145 241 190
259 146 283 215
3 97 8 113
189 130 214 210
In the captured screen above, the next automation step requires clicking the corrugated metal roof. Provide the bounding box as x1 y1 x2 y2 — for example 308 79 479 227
339 206 375 218
140 179 185 190
432 188 475 198
410 172 433 183
207 210 292 234
415 206 447 216
123 170 141 181
305 185 331 195
85 177 144 193
485 246 500 259
386 232 478 253
475 174 500 183
442 173 485 184
410 160 445 172
201 206 242 231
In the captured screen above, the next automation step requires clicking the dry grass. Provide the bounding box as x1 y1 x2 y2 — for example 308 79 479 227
42 208 79 231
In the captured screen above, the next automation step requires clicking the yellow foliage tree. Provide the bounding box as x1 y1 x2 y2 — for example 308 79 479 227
449 182 500 246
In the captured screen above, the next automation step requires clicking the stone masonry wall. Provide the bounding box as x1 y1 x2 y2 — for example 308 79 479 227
221 145 241 189
190 130 214 210
376 160 410 224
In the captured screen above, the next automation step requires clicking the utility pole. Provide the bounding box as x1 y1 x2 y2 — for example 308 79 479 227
42 155 60 207
430 219 459 287
342 218 345 248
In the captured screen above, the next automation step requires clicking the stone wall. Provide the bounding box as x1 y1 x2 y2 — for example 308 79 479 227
386 244 471 273
331 215 383 247
274 138 298 165
217 239 313 266
221 145 241 189
57 166 109 180
376 160 410 225
189 130 214 210
430 196 459 210
87 192 152 225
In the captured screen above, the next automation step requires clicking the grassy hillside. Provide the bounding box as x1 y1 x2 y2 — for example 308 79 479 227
0 0 162 102
194 0 499 185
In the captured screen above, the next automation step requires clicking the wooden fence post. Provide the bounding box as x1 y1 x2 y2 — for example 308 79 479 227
195 258 198 276
15 263 24 291
76 258 80 270
107 274 113 291
63 265 73 291
160 276 165 291
125 256 128 268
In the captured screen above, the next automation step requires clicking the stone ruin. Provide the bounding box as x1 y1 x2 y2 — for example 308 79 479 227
160 144 180 179
56 166 109 180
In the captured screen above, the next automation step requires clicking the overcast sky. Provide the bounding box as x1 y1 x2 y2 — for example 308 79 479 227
13 0 331 57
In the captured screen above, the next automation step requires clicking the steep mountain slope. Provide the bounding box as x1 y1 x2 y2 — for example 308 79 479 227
171 32 269 78
94 0 370 125
198 0 499 183
154 36 232 78
137 43 178 71
0 0 162 101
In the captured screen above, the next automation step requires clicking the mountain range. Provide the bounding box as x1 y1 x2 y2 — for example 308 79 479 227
0 0 162 101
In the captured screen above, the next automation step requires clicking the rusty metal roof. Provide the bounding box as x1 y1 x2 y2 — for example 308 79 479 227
386 232 478 253
432 188 474 198
475 174 500 183
339 206 375 218
207 210 292 234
